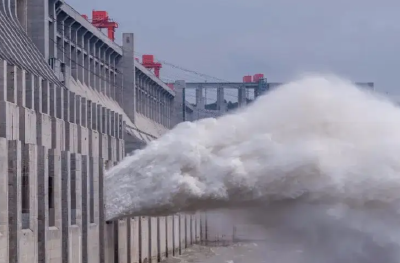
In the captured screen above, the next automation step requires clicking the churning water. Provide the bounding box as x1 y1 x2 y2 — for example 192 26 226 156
105 75 400 262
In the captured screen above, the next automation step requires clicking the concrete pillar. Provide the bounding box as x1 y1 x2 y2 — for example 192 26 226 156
108 112 117 162
26 0 49 60
80 155 89 263
149 217 158 262
191 215 196 245
159 216 167 260
110 111 115 137
7 64 17 103
83 38 91 86
99 115 109 160
99 49 104 94
118 218 130 263
56 85 64 119
185 215 190 248
94 59 99 92
25 73 34 109
87 100 93 130
107 54 112 98
0 60 7 101
173 80 186 125
101 107 107 135
16 68 25 107
37 146 48 263
78 98 89 156
77 43 84 83
63 90 71 122
0 138 8 263
69 153 83 263
81 98 88 128
173 214 179 256
217 87 226 113
47 149 62 262
179 214 185 254
34 77 42 113
20 144 39 263
75 95 81 125
97 105 102 134
118 33 136 122
89 56 94 89
130 218 140 263
195 213 201 243
92 102 98 131
238 86 247 107
140 217 150 263
51 115 66 151
112 72 117 102
71 44 78 81
167 216 174 256
60 151 70 263
105 109 111 135
42 80 51 114
19 103 37 145
195 87 204 110
88 156 101 263
7 141 21 263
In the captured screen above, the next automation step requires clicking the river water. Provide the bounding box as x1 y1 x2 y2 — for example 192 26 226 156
163 241 304 263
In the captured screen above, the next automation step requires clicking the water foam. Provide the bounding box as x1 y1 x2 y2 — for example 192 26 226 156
105 75 400 219
105 74 400 261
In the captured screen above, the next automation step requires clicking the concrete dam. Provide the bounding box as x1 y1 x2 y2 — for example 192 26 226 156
1 0 383 263
0 0 218 262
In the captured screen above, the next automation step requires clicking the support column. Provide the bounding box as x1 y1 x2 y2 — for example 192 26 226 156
25 73 34 109
173 80 186 125
34 77 42 113
118 33 136 122
16 68 25 107
26 0 49 60
20 144 39 263
7 64 17 103
217 87 226 114
69 153 83 263
37 146 48 263
195 87 204 110
61 151 70 263
8 140 21 263
0 60 7 101
0 138 8 263
238 86 247 107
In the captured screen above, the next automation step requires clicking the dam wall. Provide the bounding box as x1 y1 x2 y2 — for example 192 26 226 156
0 0 204 262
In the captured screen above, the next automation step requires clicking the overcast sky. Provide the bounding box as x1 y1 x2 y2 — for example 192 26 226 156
67 0 400 95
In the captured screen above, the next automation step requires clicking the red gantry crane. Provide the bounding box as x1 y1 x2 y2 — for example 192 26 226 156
141 55 162 78
82 10 118 41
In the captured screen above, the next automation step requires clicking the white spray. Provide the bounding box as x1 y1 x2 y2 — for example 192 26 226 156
105 75 400 262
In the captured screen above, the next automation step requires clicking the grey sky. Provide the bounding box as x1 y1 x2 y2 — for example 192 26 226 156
67 0 400 94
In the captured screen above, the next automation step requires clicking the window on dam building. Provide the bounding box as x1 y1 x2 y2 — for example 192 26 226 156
135 78 173 129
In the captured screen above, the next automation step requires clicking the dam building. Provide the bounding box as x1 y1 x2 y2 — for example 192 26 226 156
0 0 202 263
0 0 375 262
